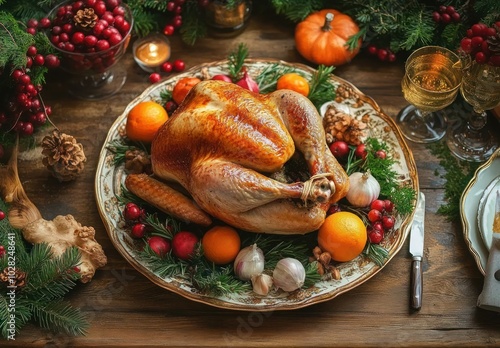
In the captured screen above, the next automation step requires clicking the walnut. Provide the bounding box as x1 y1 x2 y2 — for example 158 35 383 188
323 104 368 145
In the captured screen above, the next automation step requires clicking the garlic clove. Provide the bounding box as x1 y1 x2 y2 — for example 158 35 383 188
251 273 273 296
272 257 306 292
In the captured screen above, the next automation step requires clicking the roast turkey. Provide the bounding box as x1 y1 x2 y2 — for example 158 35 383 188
150 80 349 234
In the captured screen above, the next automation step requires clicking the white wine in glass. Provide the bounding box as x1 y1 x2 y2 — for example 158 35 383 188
446 60 500 162
397 46 463 143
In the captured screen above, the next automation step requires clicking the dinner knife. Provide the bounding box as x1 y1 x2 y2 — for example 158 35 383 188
477 190 500 312
409 192 425 310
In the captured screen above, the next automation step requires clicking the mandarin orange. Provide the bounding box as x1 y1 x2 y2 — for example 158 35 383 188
202 225 241 265
318 211 367 262
125 101 168 143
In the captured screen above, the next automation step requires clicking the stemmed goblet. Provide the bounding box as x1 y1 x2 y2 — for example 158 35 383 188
446 59 500 162
396 46 463 143
46 0 133 100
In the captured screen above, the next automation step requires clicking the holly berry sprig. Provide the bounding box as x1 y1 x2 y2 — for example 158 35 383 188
460 21 500 66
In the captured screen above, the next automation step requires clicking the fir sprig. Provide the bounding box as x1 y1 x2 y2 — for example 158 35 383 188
0 200 88 339
106 139 148 166
137 245 189 279
428 140 480 221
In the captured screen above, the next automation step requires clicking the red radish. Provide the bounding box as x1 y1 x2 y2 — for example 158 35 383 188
148 236 171 257
354 143 367 159
236 71 259 93
172 231 198 260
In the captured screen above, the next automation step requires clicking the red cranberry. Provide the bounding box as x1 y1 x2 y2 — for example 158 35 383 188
62 23 73 33
94 1 107 16
113 5 125 16
39 17 51 28
86 0 97 7
27 18 38 28
96 39 110 51
59 32 69 43
0 210 5 221
27 45 37 56
149 73 161 84
163 24 175 36
108 32 123 46
106 0 120 9
101 12 115 25
26 27 36 35
131 223 147 238
84 35 98 47
173 59 185 72
161 61 173 72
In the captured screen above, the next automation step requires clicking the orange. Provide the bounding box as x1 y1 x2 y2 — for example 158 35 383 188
318 211 367 262
276 73 310 97
172 77 202 105
126 101 168 143
202 225 241 265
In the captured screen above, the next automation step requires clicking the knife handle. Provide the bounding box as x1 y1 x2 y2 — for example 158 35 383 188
411 257 423 310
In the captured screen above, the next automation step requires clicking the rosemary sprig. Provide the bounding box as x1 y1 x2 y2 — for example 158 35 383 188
364 243 389 267
304 261 322 287
137 245 190 279
255 63 297 94
191 264 251 296
228 43 248 80
106 139 148 166
307 65 336 110
143 213 180 239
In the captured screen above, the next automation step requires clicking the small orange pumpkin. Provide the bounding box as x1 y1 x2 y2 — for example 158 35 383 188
295 9 362 66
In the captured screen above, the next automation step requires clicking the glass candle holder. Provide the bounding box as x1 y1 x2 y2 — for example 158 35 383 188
133 33 171 73
205 0 252 37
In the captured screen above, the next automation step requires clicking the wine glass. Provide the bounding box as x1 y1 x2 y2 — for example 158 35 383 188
396 46 463 143
46 0 133 100
446 60 500 162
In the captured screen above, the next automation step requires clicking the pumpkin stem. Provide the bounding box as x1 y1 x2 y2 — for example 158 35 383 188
322 13 334 32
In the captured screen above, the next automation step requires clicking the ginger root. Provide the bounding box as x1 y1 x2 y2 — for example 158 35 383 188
0 137 107 283
22 215 107 283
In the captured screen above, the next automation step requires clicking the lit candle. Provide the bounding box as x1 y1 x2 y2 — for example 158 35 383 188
133 33 171 72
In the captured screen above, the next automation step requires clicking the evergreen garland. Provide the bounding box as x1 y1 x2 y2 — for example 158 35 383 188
0 200 89 340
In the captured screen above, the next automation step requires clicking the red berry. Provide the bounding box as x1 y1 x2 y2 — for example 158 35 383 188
370 199 385 212
173 59 185 72
44 54 60 68
149 73 161 84
0 210 5 220
84 35 98 47
368 228 384 244
451 12 460 22
94 1 107 16
124 203 141 221
172 15 182 28
460 38 472 53
471 36 484 48
368 209 383 223
165 100 177 113
96 39 110 51
441 13 451 24
475 51 488 64
432 12 441 23
375 149 386 159
382 215 395 230
163 24 175 36
471 23 486 37
354 143 367 159
384 199 394 213
26 27 36 35
148 236 171 257
161 61 173 73
367 44 378 55
108 33 123 46
26 45 37 56
172 231 198 260
33 54 45 66
167 1 176 11
329 140 350 159
131 223 147 238
377 48 388 61
27 18 38 28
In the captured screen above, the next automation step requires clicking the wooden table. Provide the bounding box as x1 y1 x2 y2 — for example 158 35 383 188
6 11 500 348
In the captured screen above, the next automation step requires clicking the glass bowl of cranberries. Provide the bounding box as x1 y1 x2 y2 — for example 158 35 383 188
44 0 133 100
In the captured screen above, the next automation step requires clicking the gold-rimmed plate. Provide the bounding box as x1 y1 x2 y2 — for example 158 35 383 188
95 59 418 311
461 148 500 275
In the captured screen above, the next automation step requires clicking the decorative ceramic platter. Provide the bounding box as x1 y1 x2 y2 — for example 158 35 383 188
95 59 419 311
461 148 500 275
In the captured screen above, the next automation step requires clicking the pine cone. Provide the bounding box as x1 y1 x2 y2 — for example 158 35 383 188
0 267 26 288
74 8 98 30
41 130 87 182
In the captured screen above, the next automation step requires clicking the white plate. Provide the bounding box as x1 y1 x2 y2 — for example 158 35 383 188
478 176 500 250
95 59 418 311
461 148 500 275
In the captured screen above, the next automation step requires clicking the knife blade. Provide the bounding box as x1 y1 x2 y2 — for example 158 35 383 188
409 192 425 310
477 189 500 312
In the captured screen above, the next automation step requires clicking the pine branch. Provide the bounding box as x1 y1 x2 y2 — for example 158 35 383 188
30 300 89 336
23 245 81 301
0 296 32 339
179 0 207 46
270 0 325 22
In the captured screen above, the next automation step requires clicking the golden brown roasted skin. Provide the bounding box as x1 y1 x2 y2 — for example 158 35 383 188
151 80 349 234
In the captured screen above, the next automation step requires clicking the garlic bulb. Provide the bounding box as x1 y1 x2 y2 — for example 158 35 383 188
233 244 265 281
251 274 273 296
272 258 305 292
346 170 380 207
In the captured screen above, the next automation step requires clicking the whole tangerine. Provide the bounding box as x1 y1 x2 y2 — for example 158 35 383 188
276 73 310 97
126 101 168 143
202 225 241 265
318 211 367 262
172 77 202 105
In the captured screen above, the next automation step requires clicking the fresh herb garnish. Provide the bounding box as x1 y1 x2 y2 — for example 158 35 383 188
228 43 249 80
307 65 336 110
